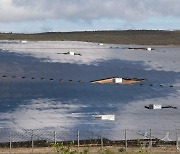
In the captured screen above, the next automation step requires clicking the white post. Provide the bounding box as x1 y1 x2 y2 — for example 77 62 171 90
9 132 12 153
77 130 80 149
101 135 103 151
176 130 179 151
54 131 56 144
31 130 34 153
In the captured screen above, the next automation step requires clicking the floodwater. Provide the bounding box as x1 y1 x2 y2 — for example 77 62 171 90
0 41 179 141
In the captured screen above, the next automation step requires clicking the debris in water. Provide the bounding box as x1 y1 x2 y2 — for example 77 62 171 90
91 77 146 85
93 115 115 121
145 104 177 110
124 47 154 51
57 52 82 56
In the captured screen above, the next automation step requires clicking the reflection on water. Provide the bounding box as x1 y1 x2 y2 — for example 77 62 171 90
0 41 179 141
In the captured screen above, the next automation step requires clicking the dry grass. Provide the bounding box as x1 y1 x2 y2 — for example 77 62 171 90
1 146 180 154
1 30 180 45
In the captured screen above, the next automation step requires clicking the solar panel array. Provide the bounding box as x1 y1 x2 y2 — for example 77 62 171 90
0 41 179 142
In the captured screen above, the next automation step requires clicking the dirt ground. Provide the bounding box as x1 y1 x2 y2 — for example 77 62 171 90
1 146 180 154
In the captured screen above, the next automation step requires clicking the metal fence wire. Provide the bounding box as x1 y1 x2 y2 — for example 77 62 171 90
0 128 179 153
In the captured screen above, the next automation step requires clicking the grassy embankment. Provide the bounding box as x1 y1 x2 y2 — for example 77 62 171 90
0 30 180 45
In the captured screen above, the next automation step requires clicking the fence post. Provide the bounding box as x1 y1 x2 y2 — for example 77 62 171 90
101 135 103 151
149 129 152 151
54 131 56 144
176 130 179 151
31 129 34 153
9 132 12 153
91 131 94 140
125 129 127 152
77 130 80 149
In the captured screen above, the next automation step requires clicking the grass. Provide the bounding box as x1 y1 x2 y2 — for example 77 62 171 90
1 146 180 154
0 30 180 45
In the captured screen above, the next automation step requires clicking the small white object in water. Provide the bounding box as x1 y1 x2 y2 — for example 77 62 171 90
147 47 152 51
94 115 115 121
99 43 104 46
21 40 27 43
149 104 162 109
113 78 123 83
69 52 75 55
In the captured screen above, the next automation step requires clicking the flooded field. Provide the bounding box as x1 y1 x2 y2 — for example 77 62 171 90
0 41 179 141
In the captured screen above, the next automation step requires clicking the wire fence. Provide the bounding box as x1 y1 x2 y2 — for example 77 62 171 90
0 128 180 153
